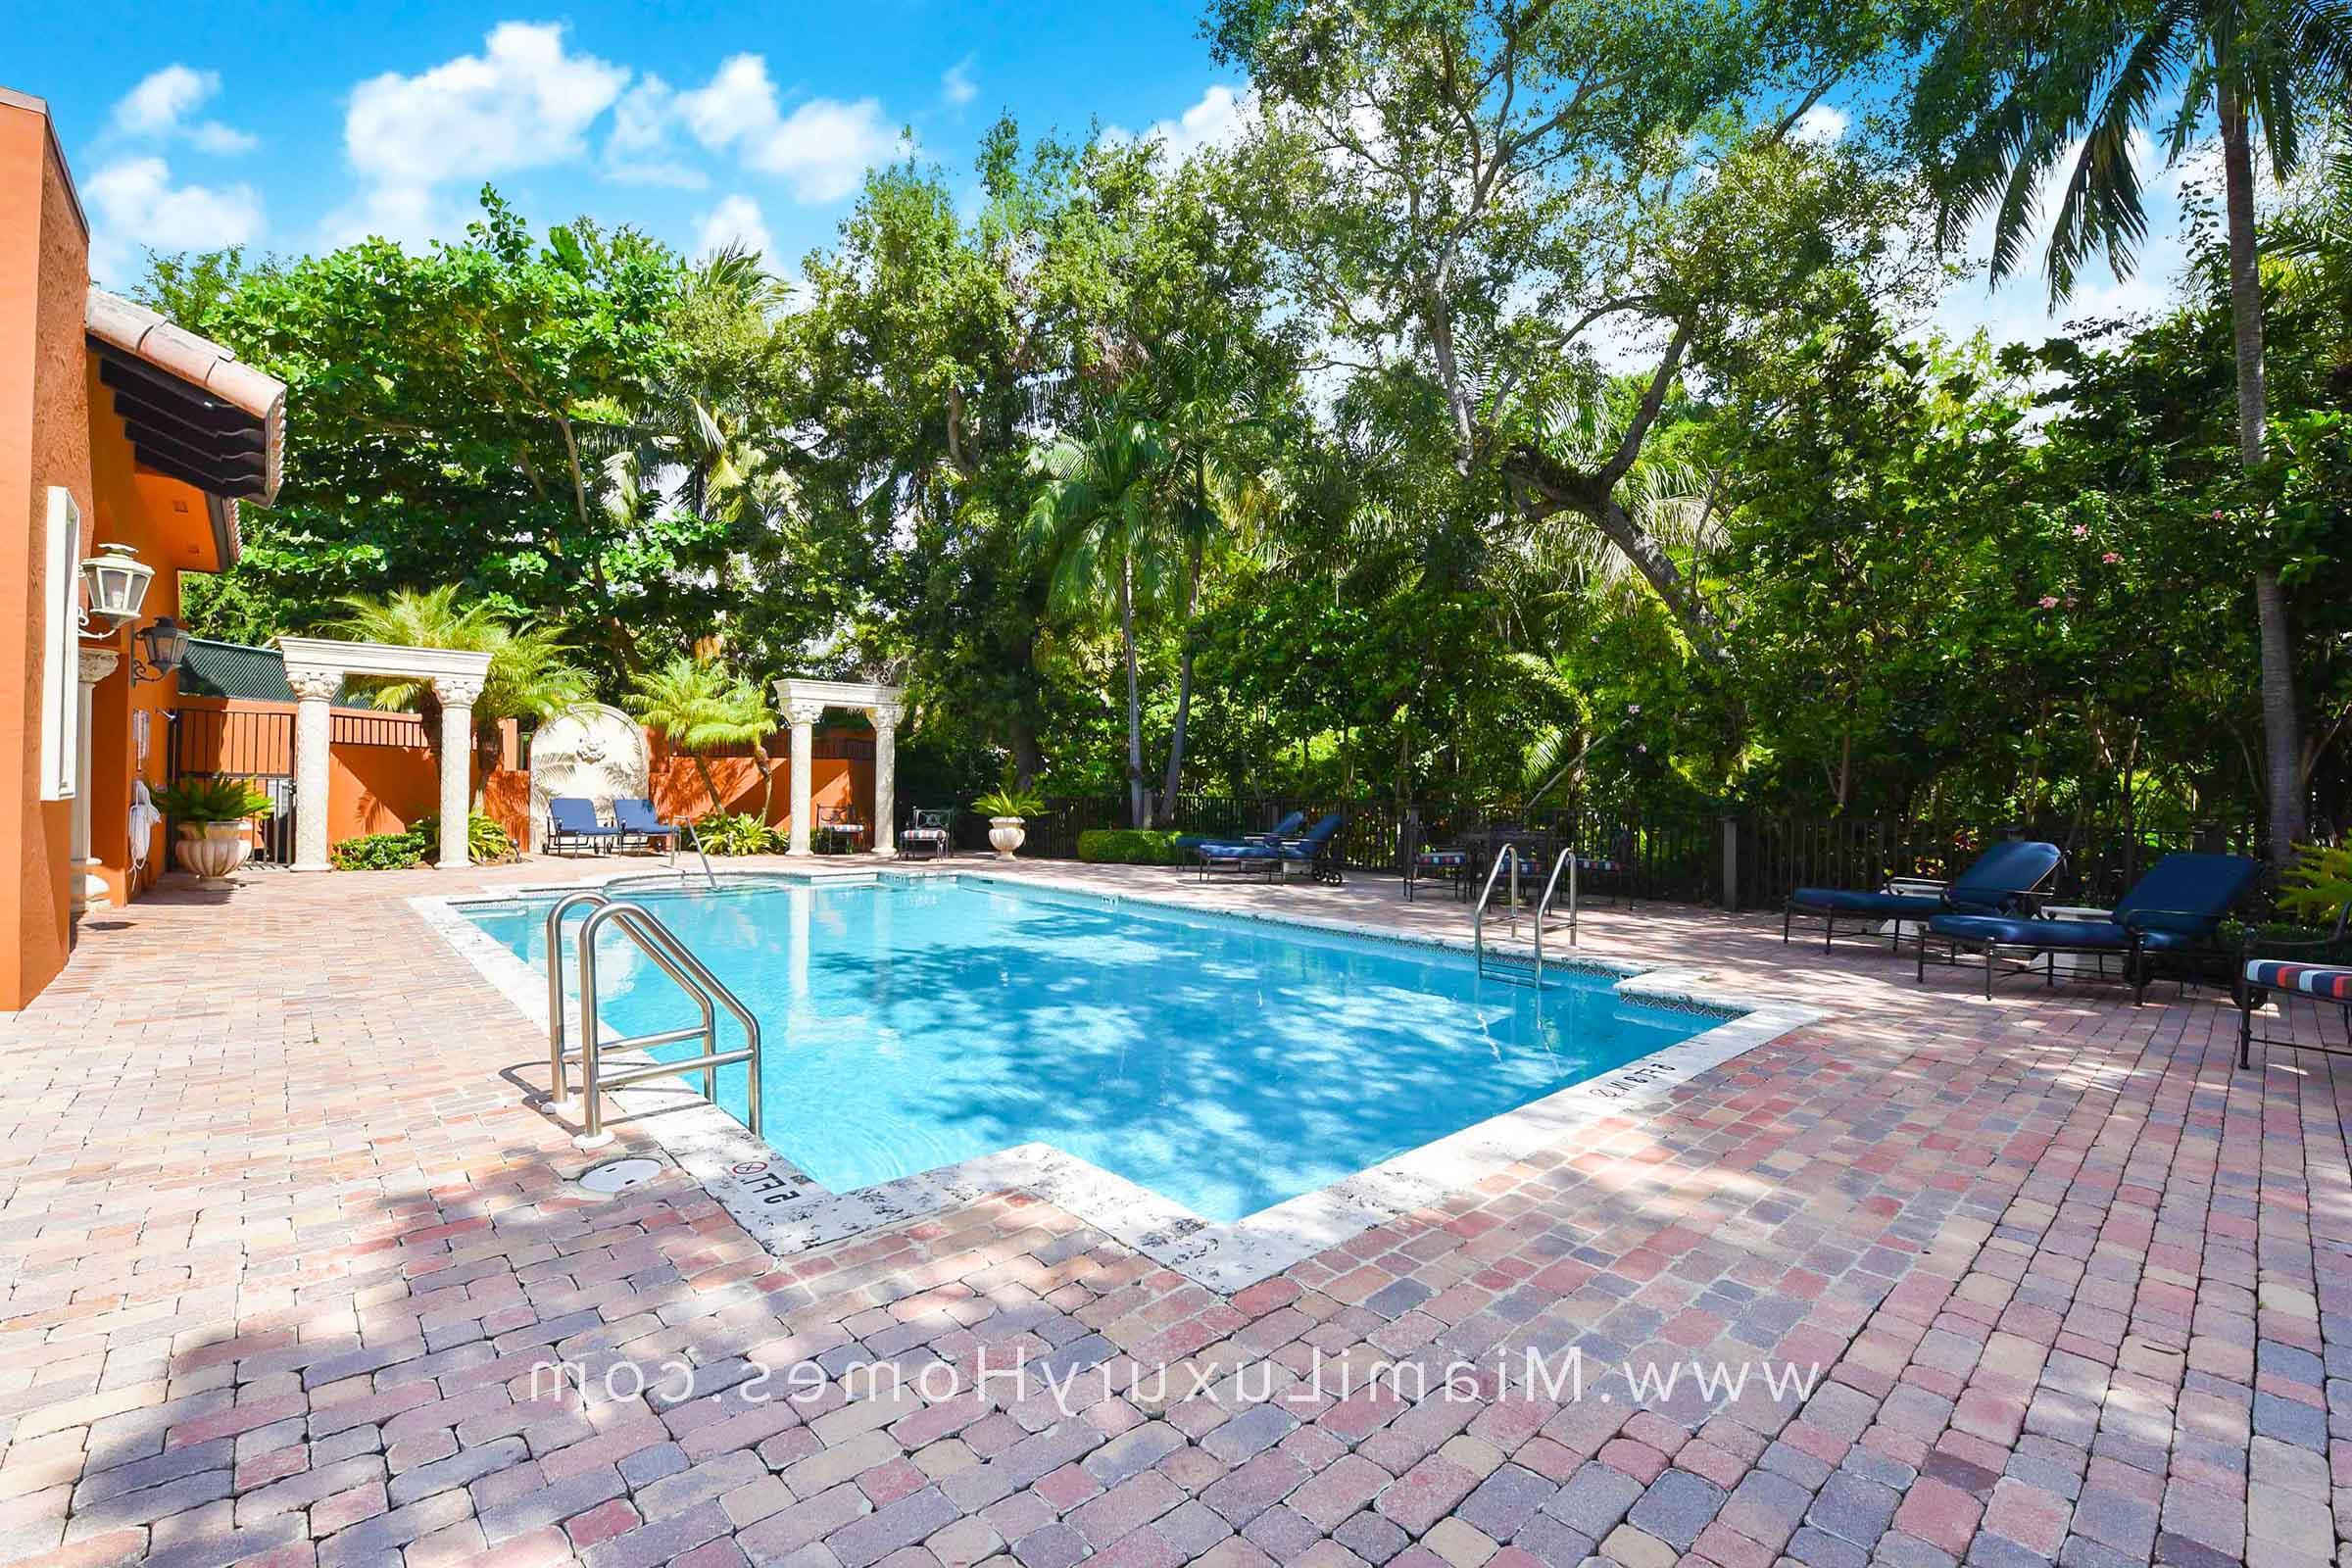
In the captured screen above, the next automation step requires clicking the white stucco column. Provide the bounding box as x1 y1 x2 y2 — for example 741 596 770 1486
784 701 824 856
285 664 339 871
868 702 902 855
72 646 121 912
431 675 483 870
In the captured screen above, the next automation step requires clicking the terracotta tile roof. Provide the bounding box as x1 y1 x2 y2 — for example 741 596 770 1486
84 287 285 512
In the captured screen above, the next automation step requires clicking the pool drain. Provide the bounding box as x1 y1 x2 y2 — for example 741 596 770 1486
578 1157 663 1194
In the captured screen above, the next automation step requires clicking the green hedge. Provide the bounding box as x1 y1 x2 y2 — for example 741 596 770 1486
1076 828 1191 865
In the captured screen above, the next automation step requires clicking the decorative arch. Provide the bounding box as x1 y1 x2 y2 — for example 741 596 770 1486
771 677 906 854
275 636 494 871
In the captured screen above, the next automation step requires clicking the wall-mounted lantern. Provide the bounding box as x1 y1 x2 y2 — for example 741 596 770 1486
78 543 155 631
130 616 190 685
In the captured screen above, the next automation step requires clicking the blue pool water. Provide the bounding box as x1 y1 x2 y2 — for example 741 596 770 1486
463 877 1712 1221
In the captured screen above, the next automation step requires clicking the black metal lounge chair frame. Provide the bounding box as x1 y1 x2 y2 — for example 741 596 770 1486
1917 907 2240 1004
2236 899 2352 1069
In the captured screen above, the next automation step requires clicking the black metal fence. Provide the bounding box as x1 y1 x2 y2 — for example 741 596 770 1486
935 792 2275 912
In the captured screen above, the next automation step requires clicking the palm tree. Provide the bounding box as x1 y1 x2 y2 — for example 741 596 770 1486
624 655 779 816
1148 331 1282 809
328 586 593 807
1025 396 1172 827
1912 0 2352 864
1025 335 1280 825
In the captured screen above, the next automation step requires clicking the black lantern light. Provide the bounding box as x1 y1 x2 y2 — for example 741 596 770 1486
131 616 191 684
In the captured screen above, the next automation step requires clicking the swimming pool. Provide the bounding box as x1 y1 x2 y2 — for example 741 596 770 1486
458 875 1719 1223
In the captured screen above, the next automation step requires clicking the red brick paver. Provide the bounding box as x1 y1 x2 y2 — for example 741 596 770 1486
3 854 2348 1568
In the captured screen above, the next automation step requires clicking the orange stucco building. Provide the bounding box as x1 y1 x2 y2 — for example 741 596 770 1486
2 86 287 1009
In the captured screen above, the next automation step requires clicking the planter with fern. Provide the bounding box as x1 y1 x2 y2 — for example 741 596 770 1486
152 778 273 885
973 787 1046 859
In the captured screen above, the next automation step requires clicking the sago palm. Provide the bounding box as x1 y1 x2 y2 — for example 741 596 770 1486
624 655 779 816
328 586 593 805
1911 0 2352 863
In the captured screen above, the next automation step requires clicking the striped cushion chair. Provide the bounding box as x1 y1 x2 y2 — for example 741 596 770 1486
2238 897 2352 1068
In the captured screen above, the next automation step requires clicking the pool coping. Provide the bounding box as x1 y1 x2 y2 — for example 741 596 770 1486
414 863 1825 1294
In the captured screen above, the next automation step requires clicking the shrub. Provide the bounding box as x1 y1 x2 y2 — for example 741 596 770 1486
1077 828 1190 865
413 811 518 865
2280 844 2352 923
330 829 427 870
696 811 778 855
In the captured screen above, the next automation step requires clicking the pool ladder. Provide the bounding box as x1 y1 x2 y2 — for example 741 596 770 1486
544 890 762 1150
1471 839 1578 987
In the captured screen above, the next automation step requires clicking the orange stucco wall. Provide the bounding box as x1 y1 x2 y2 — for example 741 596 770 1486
645 733 873 837
0 95 93 1009
169 695 532 856
80 371 224 907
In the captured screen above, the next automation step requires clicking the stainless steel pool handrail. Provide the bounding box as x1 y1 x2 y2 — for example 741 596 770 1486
681 819 718 889
1531 847 1578 987
543 890 762 1149
1471 842 1521 977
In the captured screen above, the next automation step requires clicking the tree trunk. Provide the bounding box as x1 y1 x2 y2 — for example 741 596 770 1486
1161 543 1202 811
751 745 779 822
2222 90 2304 865
1500 445 1729 663
692 754 724 816
1120 556 1146 828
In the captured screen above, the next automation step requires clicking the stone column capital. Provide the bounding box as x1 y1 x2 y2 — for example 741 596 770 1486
285 665 341 702
76 646 121 685
431 674 486 707
867 702 905 731
785 700 828 728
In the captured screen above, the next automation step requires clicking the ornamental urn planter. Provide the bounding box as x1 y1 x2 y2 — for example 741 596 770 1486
175 821 252 885
987 815 1027 859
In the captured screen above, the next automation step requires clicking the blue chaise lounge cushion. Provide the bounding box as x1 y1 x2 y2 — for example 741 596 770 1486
1929 853 2260 953
1790 839 2062 920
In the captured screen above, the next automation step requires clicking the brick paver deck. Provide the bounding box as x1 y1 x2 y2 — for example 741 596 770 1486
3 855 2348 1568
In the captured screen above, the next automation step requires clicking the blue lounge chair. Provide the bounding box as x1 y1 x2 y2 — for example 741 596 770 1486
1786 839 2063 954
1923 852 2262 1002
546 797 625 857
611 798 683 860
1194 813 1346 884
1245 809 1306 844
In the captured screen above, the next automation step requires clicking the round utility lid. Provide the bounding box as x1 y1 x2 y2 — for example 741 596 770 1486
578 1157 663 1194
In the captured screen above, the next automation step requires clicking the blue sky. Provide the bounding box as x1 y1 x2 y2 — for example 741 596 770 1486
11 4 2198 349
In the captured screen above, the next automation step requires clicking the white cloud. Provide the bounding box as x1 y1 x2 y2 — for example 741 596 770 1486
84 156 264 282
1923 129 2184 348
694 193 772 261
942 58 977 108
1792 103 1848 145
110 65 259 154
1102 83 1256 165
677 54 900 203
113 66 214 136
604 75 708 188
330 23 628 245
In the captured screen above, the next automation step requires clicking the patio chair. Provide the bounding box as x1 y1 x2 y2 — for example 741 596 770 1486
611 798 683 862
814 805 866 855
2237 897 2352 1069
899 808 954 860
1403 818 1473 903
1921 852 2262 1002
1786 839 2063 955
546 797 624 857
1194 813 1346 885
